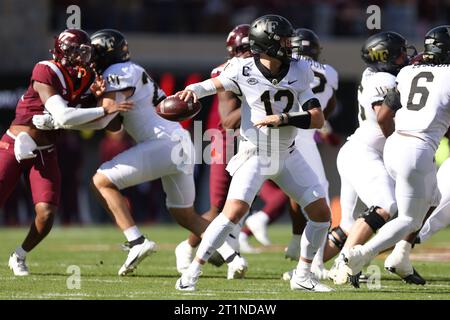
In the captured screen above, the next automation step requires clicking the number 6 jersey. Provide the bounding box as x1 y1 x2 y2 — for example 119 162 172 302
395 64 450 151
217 55 316 153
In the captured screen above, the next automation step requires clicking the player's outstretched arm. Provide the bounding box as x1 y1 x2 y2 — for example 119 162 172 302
176 76 240 103
33 81 132 128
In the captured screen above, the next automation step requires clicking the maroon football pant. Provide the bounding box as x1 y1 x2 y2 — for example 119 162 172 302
0 134 61 208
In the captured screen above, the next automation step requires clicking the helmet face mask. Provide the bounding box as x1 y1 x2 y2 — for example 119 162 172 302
291 28 321 61
423 25 450 64
249 14 294 64
52 29 92 72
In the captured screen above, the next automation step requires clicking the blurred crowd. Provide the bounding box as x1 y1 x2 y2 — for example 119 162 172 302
51 0 450 39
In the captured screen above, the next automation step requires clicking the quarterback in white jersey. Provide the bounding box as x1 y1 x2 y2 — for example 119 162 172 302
176 15 332 292
342 25 450 281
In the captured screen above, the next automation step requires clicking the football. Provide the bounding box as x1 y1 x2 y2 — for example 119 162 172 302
156 95 202 121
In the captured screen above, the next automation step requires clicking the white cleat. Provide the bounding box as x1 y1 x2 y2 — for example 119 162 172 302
344 245 370 276
384 241 426 285
175 271 202 291
290 269 334 292
8 253 29 276
227 255 248 280
284 235 300 261
328 254 349 285
118 239 156 276
175 240 195 274
238 233 262 254
245 211 271 246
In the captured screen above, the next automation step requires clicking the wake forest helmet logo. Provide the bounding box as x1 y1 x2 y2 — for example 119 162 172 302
369 48 389 63
92 36 115 52
257 19 279 34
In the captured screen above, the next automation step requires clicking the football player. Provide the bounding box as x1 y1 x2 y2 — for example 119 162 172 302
341 25 450 283
175 14 332 292
1 29 131 276
282 28 338 279
325 32 413 286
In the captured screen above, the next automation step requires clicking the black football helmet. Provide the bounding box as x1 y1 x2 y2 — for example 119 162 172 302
361 31 413 75
249 14 294 64
423 25 450 64
90 29 130 73
292 28 321 61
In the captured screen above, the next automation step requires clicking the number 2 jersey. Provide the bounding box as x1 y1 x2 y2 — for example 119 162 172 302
395 64 450 151
298 56 338 140
351 67 397 153
103 61 180 143
216 56 316 153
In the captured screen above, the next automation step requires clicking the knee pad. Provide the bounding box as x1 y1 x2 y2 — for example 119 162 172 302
358 206 386 233
327 226 347 249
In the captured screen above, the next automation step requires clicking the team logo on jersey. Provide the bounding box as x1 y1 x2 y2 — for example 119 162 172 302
247 77 258 85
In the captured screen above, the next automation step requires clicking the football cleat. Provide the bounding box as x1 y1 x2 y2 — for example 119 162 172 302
8 253 29 276
175 240 195 274
328 253 350 285
343 245 371 276
208 251 226 267
227 255 248 280
118 238 156 276
175 271 202 291
290 269 334 292
245 211 271 246
384 243 426 285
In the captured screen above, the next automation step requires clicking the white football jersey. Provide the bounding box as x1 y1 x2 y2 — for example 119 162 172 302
103 61 180 143
351 68 397 153
297 56 338 140
217 56 315 152
395 64 450 151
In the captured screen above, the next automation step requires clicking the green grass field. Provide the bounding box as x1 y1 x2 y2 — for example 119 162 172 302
0 224 449 300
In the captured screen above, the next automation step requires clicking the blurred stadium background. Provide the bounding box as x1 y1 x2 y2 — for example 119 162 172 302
1 0 449 227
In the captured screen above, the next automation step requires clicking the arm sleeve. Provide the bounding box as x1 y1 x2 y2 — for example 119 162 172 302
44 94 105 126
58 112 118 130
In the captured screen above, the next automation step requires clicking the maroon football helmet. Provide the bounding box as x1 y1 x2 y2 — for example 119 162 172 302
51 29 92 70
226 24 251 58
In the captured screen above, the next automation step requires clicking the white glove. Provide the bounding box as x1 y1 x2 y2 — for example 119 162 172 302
32 114 58 130
14 132 37 162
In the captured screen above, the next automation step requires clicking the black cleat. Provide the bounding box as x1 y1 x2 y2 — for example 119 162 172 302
385 266 426 285
349 271 362 288
403 268 426 285
208 251 226 267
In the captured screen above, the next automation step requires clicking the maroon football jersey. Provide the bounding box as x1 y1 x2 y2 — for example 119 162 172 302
12 60 95 127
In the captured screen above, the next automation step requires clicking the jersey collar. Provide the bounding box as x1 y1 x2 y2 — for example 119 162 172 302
254 56 290 85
